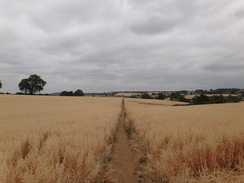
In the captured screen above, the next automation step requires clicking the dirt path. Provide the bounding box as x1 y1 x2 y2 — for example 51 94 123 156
111 99 138 183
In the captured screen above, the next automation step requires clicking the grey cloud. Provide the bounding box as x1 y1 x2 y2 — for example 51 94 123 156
234 7 244 18
27 0 122 33
204 62 244 72
0 0 243 93
130 16 177 35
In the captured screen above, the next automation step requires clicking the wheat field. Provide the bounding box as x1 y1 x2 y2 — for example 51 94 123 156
1 95 244 183
126 99 244 183
0 95 121 183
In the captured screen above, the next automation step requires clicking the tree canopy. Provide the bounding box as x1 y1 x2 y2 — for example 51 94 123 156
59 91 74 96
192 94 242 105
156 93 166 100
59 89 85 96
18 74 46 94
141 93 152 99
74 89 85 96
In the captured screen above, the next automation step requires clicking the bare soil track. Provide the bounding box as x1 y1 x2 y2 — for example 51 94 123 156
111 99 138 183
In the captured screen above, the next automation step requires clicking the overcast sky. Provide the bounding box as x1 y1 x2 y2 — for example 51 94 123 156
0 0 244 93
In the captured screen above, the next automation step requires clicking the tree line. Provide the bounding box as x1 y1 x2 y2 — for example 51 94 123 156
59 90 84 96
0 74 84 96
141 92 166 100
191 94 242 104
139 92 242 105
169 93 242 104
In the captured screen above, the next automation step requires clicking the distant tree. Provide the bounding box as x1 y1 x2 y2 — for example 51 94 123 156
0 80 2 89
179 95 187 102
178 90 188 95
192 94 210 104
59 91 66 96
74 89 85 96
226 95 242 103
141 93 152 99
170 92 181 101
240 91 244 97
194 89 207 95
18 74 46 94
210 88 240 95
191 94 242 105
16 92 24 95
156 93 166 100
210 94 226 103
59 91 74 96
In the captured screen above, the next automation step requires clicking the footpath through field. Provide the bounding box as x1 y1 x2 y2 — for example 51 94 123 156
111 99 138 183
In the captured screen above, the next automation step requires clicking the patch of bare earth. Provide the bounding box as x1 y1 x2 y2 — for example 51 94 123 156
110 99 138 183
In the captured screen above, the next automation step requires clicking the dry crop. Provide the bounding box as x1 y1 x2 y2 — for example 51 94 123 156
0 95 121 183
126 99 244 183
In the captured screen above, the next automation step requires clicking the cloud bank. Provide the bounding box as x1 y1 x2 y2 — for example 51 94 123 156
0 0 243 93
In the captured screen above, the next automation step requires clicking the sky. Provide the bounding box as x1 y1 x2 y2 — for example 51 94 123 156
0 0 244 93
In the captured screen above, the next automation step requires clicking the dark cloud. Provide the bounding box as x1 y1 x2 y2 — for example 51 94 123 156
234 7 244 18
0 0 243 93
130 15 177 35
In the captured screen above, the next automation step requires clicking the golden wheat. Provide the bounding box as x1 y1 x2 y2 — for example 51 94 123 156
126 98 244 183
0 95 121 183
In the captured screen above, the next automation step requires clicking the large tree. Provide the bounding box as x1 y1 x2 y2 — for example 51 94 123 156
18 74 46 94
156 93 166 100
0 80 2 89
74 89 85 96
59 91 74 96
